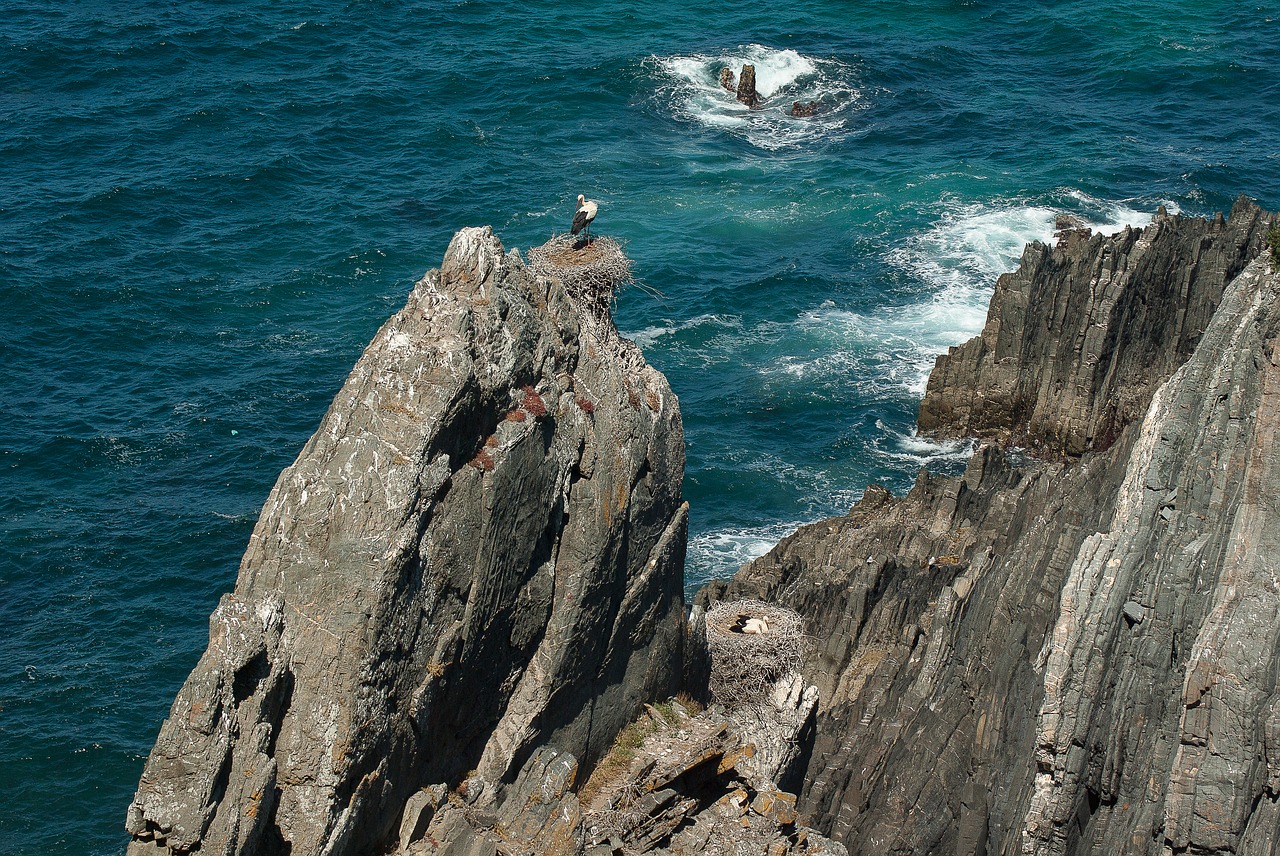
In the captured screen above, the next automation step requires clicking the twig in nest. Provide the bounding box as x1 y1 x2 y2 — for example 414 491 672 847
630 279 666 300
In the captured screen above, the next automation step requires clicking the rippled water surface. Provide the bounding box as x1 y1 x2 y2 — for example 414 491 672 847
2 1 1278 852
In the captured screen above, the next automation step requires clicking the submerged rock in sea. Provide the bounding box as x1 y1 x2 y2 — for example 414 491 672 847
125 227 687 855
708 200 1280 854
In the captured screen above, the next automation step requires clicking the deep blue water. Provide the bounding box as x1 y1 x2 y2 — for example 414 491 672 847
2 2 1277 852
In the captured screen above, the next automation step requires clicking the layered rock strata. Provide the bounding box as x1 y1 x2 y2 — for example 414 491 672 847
711 201 1280 854
125 228 687 856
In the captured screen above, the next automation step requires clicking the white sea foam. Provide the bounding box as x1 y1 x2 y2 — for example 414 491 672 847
210 510 256 523
1061 189 1178 234
874 422 976 467
764 304 928 394
765 295 987 398
756 193 1171 407
686 520 803 585
651 45 863 150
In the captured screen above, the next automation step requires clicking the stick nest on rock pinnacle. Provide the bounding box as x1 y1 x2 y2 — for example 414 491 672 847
705 600 806 710
527 234 633 323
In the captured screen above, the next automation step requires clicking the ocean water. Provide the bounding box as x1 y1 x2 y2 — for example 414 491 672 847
2 2 1277 852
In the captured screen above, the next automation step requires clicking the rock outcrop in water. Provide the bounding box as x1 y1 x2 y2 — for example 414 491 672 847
708 199 1280 855
735 64 760 109
125 228 688 856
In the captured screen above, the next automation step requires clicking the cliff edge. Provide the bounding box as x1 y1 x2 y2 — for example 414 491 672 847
125 228 688 856
710 200 1280 855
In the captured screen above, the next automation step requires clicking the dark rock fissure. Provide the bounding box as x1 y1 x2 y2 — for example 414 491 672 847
231 650 270 706
263 669 293 757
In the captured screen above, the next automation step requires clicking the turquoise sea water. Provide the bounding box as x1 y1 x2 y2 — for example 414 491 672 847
2 2 1277 852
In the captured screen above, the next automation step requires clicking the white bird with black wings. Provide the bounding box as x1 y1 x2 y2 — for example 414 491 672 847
571 193 598 244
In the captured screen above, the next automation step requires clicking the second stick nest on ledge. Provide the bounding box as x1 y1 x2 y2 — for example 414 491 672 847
527 235 633 323
705 600 806 710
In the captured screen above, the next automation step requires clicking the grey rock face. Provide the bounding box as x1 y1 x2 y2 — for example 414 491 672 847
1022 251 1280 855
126 227 687 856
712 202 1280 855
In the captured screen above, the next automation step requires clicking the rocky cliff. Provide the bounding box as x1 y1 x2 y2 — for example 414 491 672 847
710 200 1280 855
125 228 689 856
129 198 1280 856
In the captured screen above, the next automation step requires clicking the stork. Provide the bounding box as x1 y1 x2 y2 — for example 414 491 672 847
571 194 598 245
732 614 770 634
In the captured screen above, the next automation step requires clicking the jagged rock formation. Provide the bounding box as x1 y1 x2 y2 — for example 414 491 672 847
128 197 1280 856
125 227 688 856
709 200 1280 854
